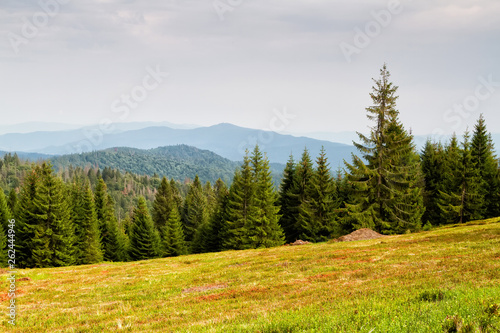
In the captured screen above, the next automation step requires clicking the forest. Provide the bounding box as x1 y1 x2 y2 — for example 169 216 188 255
1 65 499 268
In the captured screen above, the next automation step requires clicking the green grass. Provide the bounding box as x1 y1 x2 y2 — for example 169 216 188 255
2 218 500 332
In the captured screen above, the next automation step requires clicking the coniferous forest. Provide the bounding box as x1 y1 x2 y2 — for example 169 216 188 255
2 65 499 269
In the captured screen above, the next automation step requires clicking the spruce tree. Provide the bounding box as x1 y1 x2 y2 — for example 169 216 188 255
471 114 500 218
163 207 187 257
182 175 208 251
344 65 424 234
439 132 484 223
224 152 259 250
129 197 161 261
0 222 6 268
277 155 298 243
15 164 41 268
71 180 102 265
297 147 337 242
0 189 12 232
203 178 229 253
31 163 75 268
7 189 17 216
421 140 446 225
152 177 174 240
250 146 285 248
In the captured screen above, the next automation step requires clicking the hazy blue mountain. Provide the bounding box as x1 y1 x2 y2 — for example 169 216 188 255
0 150 53 161
35 123 357 167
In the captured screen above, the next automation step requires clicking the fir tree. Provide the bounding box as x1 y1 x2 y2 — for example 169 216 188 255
15 164 41 268
471 114 500 218
297 147 337 242
202 178 229 253
71 180 102 265
344 64 424 234
7 189 17 215
277 155 299 243
102 194 125 262
129 197 161 261
0 189 12 232
250 146 285 248
439 132 484 223
421 140 446 225
31 163 75 268
182 175 208 251
163 207 187 257
152 177 174 240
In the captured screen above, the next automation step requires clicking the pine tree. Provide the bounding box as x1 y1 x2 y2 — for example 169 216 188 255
421 140 446 225
31 163 75 268
202 178 229 252
277 155 299 243
288 149 314 241
70 180 102 265
297 147 337 242
152 177 174 240
163 207 187 257
0 189 12 232
15 164 41 268
250 146 285 248
344 65 424 234
224 152 259 250
129 197 161 261
182 175 208 251
471 114 500 218
7 189 17 215
439 132 484 223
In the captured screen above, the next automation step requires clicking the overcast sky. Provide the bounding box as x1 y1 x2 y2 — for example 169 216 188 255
1 0 499 136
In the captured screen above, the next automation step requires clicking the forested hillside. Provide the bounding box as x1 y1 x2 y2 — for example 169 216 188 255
1 65 499 271
50 145 240 185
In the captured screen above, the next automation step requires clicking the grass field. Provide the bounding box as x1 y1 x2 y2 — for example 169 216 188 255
2 219 500 332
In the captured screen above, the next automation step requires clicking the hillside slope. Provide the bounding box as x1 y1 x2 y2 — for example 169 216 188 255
49 145 242 184
2 219 499 332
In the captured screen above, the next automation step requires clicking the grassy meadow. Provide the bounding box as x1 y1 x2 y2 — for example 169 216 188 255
2 218 500 332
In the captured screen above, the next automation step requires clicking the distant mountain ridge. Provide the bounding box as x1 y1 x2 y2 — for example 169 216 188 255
0 123 357 167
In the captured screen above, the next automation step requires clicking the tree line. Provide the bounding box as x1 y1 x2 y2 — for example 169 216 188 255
1 65 499 268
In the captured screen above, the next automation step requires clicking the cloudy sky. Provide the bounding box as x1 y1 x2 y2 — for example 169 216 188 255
1 0 499 137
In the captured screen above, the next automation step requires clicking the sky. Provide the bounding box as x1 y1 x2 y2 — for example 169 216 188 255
1 0 500 137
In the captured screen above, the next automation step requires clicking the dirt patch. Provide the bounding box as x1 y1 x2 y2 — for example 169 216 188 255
17 277 31 282
332 228 385 243
182 284 228 294
290 240 312 246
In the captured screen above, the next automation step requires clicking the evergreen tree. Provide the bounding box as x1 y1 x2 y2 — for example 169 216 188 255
250 146 285 248
277 155 299 243
297 147 337 242
471 114 500 218
202 178 229 253
31 163 75 268
71 180 102 265
0 189 12 232
224 152 259 250
163 207 187 257
439 132 484 223
0 223 6 267
421 140 446 225
182 175 208 251
129 197 161 261
15 164 41 268
152 177 174 240
102 194 125 262
344 65 424 234
7 189 17 215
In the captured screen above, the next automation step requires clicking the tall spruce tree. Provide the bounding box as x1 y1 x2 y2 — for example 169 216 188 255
250 146 285 248
471 114 500 218
182 175 208 251
31 163 75 268
0 189 12 232
152 177 174 237
7 189 17 214
202 178 229 253
421 140 446 225
129 196 161 261
15 164 41 268
344 64 424 234
277 155 299 243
